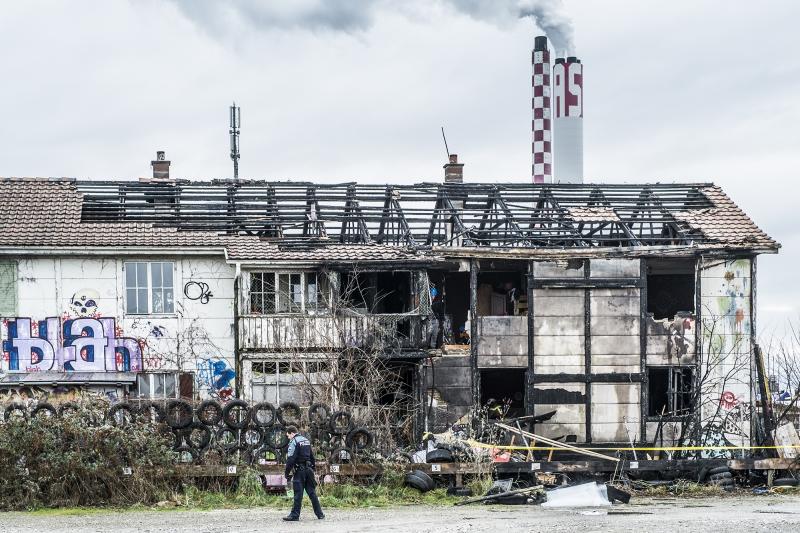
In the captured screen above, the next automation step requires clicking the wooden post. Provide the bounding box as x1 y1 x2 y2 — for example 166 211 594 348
525 261 535 418
470 259 480 412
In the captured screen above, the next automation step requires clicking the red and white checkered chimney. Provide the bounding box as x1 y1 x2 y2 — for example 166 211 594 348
532 35 552 184
553 56 583 183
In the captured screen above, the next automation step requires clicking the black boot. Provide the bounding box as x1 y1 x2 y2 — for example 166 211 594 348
283 515 299 521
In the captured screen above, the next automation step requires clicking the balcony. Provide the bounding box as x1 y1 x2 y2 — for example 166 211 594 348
238 313 428 353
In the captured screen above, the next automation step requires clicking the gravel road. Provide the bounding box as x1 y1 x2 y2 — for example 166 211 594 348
2 495 799 533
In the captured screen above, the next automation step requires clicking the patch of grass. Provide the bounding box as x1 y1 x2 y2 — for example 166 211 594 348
166 469 463 511
16 468 476 514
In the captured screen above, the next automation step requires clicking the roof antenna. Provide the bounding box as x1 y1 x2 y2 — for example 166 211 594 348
441 126 451 161
230 102 241 180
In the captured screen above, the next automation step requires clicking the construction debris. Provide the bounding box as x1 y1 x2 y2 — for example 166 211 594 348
454 485 544 506
494 422 620 462
541 482 611 508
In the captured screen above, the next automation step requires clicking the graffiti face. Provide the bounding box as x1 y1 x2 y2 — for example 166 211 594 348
719 390 739 410
2 317 143 373
70 289 100 317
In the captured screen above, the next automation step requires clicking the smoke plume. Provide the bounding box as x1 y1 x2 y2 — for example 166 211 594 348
169 0 574 53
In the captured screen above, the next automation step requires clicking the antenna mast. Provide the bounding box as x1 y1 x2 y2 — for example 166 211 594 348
441 126 451 160
229 102 241 180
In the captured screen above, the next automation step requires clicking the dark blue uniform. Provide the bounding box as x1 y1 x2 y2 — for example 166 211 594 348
285 434 324 520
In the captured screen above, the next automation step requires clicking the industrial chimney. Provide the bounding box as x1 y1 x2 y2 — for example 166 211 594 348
552 56 583 183
531 35 552 184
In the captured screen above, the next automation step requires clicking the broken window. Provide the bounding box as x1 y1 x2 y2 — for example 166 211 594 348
248 272 329 314
480 368 526 418
339 271 412 313
477 270 527 317
646 259 695 320
648 366 694 416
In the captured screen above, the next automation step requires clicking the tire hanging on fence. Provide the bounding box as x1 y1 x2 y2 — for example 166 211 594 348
329 410 353 435
196 400 224 426
30 402 58 419
138 401 166 424
242 426 264 448
222 399 250 429
106 402 136 427
264 425 289 449
345 427 374 451
328 446 354 464
57 401 81 419
215 426 243 452
174 445 199 464
250 402 277 428
308 402 330 426
184 421 212 449
277 402 302 427
165 399 193 429
3 402 28 422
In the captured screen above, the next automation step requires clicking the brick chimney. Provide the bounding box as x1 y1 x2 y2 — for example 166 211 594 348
151 151 171 180
444 154 464 184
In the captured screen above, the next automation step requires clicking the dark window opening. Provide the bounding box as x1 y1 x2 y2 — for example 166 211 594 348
648 366 694 416
340 271 412 314
477 270 527 317
480 368 526 419
429 271 468 347
646 259 695 320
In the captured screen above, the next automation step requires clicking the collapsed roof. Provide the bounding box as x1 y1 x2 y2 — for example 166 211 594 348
0 179 779 261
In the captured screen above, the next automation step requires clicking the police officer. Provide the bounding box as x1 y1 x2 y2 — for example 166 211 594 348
283 425 325 522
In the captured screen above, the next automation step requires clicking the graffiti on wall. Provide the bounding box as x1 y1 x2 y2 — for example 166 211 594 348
69 288 101 317
184 281 213 304
196 358 235 400
2 317 143 373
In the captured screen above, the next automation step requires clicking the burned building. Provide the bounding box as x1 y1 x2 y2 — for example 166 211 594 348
0 157 778 447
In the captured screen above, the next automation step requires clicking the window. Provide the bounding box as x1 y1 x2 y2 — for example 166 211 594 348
250 273 276 313
0 261 17 316
248 272 328 314
136 372 178 399
250 360 330 403
125 262 174 314
646 259 695 320
648 367 694 417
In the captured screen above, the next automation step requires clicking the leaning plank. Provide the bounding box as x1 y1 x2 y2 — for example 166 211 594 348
495 422 620 463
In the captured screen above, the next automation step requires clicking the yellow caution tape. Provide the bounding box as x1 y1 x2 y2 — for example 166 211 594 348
465 438 800 453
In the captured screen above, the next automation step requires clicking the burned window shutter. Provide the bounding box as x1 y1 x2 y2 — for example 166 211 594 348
179 372 195 400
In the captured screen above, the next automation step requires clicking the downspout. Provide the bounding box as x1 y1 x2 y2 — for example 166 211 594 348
234 262 242 399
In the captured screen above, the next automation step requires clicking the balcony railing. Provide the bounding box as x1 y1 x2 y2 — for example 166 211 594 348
238 313 428 352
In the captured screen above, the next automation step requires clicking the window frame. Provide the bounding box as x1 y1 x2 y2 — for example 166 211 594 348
124 261 176 315
136 372 179 400
247 271 329 315
250 359 331 403
646 365 695 419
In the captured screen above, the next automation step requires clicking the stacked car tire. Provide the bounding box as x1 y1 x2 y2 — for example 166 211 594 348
2 399 374 466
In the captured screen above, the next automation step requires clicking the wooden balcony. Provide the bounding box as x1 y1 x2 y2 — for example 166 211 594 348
238 313 428 353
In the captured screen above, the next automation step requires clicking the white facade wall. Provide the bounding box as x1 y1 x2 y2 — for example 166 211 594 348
0 255 236 400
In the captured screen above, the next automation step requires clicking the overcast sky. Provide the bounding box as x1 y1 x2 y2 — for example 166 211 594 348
1 0 798 340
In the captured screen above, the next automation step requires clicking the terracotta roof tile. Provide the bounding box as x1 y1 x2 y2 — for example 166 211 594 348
0 179 779 259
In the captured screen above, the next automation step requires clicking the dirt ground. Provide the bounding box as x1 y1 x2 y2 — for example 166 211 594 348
2 495 799 533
